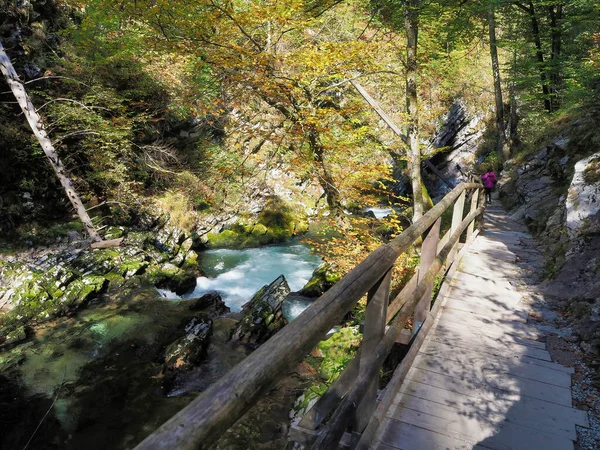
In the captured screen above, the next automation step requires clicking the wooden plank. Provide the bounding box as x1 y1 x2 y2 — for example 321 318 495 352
452 271 521 296
468 247 517 262
443 296 529 324
407 367 572 408
288 424 357 448
387 274 418 323
457 254 521 279
391 402 574 450
437 229 451 255
374 443 402 450
438 306 542 341
398 378 588 429
435 319 544 350
358 234 478 450
466 189 479 241
396 392 577 441
435 319 546 350
311 202 486 450
426 332 552 362
421 342 574 374
414 351 572 389
449 190 466 261
379 420 487 450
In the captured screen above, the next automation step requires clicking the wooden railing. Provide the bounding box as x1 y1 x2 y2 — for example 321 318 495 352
134 182 484 450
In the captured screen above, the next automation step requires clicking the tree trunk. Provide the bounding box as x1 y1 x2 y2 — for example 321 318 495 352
0 41 101 242
548 3 563 110
488 3 510 160
527 2 552 112
405 0 424 223
308 130 342 214
509 47 521 149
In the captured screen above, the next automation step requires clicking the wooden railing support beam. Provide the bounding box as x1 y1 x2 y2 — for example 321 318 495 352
413 218 440 333
467 188 480 240
354 270 391 432
449 189 466 261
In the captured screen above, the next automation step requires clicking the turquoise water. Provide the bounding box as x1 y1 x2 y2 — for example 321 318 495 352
159 241 322 312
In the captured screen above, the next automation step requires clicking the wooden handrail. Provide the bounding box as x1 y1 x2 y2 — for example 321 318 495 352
134 182 483 450
311 205 485 449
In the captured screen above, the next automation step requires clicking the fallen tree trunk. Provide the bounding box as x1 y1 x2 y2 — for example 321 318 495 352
0 41 101 242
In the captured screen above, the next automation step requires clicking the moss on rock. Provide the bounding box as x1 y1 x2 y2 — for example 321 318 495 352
145 263 197 295
206 197 309 249
298 263 340 297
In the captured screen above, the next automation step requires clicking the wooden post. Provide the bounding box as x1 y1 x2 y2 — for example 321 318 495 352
477 187 487 230
448 190 466 261
353 269 391 433
413 218 440 334
466 189 479 240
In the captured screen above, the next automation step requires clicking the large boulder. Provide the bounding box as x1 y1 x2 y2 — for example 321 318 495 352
164 315 213 371
188 291 229 316
566 152 600 237
230 275 291 345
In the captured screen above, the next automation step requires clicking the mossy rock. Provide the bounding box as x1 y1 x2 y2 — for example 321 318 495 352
58 275 108 312
230 275 291 344
164 315 213 371
2 326 27 346
145 263 197 295
298 263 340 297
206 197 309 249
251 223 268 236
205 230 242 248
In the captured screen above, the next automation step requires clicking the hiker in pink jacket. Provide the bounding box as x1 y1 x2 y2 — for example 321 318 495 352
481 169 497 204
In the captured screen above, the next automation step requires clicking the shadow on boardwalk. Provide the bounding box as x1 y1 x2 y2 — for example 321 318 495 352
373 201 589 450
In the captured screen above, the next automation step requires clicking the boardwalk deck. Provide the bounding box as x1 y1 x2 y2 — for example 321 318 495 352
369 205 588 450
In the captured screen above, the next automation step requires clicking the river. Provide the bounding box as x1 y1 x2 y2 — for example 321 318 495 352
0 240 322 450
159 240 322 317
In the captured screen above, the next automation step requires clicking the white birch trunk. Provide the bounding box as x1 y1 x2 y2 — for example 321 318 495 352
0 41 101 242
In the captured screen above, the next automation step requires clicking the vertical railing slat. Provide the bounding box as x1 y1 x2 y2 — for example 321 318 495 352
466 189 480 240
353 269 391 432
448 190 467 261
412 218 441 334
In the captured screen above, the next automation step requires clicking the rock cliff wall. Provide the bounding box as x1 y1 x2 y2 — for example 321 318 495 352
499 121 600 356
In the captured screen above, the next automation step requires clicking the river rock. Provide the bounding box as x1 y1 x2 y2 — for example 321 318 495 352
146 263 197 295
164 315 213 370
188 291 229 316
231 275 291 345
298 263 340 297
566 152 600 237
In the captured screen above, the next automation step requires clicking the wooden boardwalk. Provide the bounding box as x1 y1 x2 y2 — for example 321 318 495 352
369 205 589 450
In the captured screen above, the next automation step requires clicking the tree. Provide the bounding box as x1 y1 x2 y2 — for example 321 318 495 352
404 0 425 221
87 0 389 215
487 1 510 159
0 41 101 242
